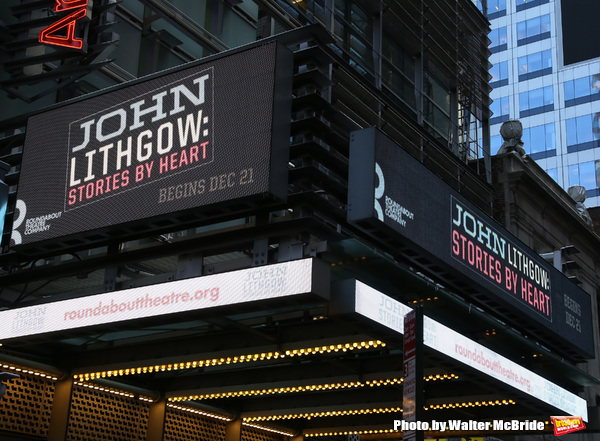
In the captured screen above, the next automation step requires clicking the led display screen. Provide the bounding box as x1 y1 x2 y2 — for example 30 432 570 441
347 128 594 358
561 0 600 66
12 42 292 248
342 279 588 419
0 258 327 340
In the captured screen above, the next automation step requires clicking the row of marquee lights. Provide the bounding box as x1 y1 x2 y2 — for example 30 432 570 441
72 339 387 381
241 398 516 422
3 367 526 437
166 399 519 433
168 376 462 402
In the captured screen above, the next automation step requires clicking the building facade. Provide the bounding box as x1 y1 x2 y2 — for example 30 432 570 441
0 1 598 441
486 0 600 207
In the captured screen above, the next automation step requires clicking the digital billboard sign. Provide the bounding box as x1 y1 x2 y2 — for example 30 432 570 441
12 42 292 249
347 128 594 359
334 279 588 419
561 0 600 66
0 258 328 340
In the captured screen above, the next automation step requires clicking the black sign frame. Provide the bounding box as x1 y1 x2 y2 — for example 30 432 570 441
12 41 293 253
348 127 594 359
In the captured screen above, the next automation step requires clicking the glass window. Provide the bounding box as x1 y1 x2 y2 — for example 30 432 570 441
593 74 600 93
490 96 510 117
332 0 374 81
517 14 551 43
518 50 551 79
488 0 506 15
545 122 556 148
424 73 451 140
546 167 558 182
526 16 540 37
543 86 553 104
529 87 544 109
490 27 507 48
542 50 552 69
519 91 528 112
577 115 594 143
565 73 600 106
516 0 550 11
490 61 508 83
519 86 553 115
564 80 575 101
574 77 590 98
566 114 595 145
569 161 597 190
541 14 551 33
529 52 543 73
566 117 578 145
382 33 416 109
529 124 545 153
522 123 555 154
491 134 503 154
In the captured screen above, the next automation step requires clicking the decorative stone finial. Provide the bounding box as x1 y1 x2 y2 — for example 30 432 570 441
568 185 593 226
497 119 526 156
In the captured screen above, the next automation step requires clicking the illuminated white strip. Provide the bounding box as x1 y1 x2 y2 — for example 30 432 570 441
354 280 588 420
0 259 316 339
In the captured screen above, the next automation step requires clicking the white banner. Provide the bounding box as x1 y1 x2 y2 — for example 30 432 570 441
1 259 316 339
353 280 588 420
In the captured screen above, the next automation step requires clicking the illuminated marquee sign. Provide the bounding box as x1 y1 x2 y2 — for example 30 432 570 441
13 42 292 249
0 258 327 340
337 279 588 419
347 127 594 358
451 197 551 321
39 0 90 50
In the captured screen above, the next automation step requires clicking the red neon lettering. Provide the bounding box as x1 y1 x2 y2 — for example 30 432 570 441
39 0 89 50
54 0 88 12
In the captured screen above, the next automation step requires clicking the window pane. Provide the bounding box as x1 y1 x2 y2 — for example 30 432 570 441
580 161 596 189
522 128 531 153
498 27 507 45
568 164 579 186
491 134 503 154
530 125 545 153
518 56 528 75
543 86 553 105
501 96 510 115
517 22 527 40
490 98 501 115
566 118 577 145
546 168 558 182
592 74 600 93
490 63 501 82
542 50 552 69
564 80 575 101
574 77 589 98
577 115 593 143
545 123 555 149
529 52 542 72
529 88 544 108
526 16 540 37
519 91 529 111
500 61 508 78
594 113 600 140
540 14 551 33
